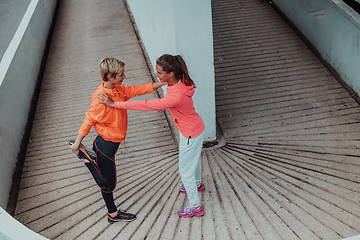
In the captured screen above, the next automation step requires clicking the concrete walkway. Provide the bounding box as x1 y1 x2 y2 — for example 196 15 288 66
13 0 360 239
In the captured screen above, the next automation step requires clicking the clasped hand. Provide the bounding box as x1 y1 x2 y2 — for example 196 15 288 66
97 93 114 107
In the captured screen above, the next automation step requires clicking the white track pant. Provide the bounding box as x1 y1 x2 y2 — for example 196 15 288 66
178 131 204 208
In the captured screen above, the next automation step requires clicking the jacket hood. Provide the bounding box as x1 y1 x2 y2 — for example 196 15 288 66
169 81 194 97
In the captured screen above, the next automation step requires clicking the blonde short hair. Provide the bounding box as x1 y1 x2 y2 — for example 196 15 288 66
99 58 125 81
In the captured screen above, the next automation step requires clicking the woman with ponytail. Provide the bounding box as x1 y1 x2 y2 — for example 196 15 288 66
98 54 205 218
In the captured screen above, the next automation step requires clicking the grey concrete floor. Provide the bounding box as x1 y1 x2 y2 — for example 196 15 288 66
13 0 360 239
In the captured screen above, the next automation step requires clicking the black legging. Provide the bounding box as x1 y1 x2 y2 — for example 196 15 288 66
87 135 119 213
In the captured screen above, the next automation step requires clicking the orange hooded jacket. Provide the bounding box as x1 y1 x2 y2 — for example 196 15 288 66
78 82 154 143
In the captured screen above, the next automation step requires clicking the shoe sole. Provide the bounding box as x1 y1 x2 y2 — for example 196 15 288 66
179 211 204 218
69 140 96 162
108 217 136 223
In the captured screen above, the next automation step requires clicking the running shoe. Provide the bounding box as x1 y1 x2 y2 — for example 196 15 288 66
69 140 96 162
108 210 136 223
177 205 204 218
179 183 204 194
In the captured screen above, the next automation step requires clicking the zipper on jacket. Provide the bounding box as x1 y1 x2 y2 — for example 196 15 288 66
187 136 191 145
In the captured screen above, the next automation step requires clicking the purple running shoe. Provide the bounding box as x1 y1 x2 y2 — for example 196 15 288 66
178 205 204 218
179 183 204 194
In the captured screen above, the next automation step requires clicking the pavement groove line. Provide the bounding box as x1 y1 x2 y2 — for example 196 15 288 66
11 0 360 239
212 0 360 239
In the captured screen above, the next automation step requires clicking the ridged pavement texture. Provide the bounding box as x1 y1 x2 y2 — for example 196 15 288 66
13 0 360 239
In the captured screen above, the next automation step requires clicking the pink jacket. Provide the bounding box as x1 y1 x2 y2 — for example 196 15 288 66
114 81 204 138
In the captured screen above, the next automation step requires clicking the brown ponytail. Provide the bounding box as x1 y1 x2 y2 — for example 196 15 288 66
156 54 195 87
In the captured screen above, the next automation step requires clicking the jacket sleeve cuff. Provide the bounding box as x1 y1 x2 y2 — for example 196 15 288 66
78 129 89 137
146 82 155 92
114 102 126 109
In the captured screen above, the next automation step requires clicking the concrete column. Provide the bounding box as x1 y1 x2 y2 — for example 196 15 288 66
126 0 216 141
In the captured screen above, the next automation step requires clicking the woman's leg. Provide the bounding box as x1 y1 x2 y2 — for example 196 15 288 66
178 131 204 208
94 136 119 213
195 153 202 186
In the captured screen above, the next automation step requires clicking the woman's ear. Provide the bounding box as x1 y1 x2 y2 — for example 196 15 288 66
169 72 175 78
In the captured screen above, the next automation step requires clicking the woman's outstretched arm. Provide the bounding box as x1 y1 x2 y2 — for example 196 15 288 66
98 92 180 111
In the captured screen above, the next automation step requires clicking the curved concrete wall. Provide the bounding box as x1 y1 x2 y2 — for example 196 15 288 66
0 0 58 209
125 0 217 142
272 0 360 96
0 0 31 59
0 207 48 240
